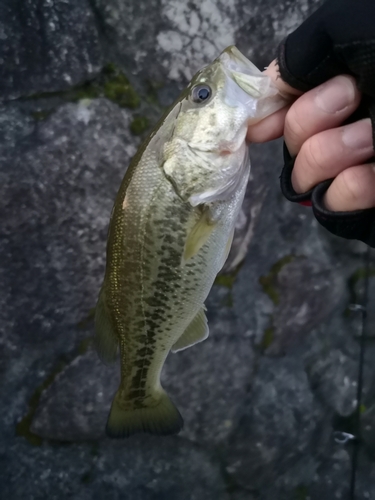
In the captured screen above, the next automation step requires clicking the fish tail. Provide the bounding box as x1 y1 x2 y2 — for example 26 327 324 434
106 390 184 438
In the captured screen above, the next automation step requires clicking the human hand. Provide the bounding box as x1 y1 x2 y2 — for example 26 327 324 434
246 0 375 247
247 60 375 212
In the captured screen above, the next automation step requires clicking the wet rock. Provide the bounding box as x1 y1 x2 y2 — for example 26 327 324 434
0 0 102 100
224 357 325 496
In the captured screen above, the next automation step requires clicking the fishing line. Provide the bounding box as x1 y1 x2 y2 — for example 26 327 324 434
349 245 371 499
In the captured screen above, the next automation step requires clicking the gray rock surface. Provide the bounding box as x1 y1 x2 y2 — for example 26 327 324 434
0 0 102 100
30 349 117 441
1 437 231 500
307 349 359 417
266 257 343 355
1 0 375 498
225 357 325 496
1 98 138 350
362 403 375 458
92 0 324 83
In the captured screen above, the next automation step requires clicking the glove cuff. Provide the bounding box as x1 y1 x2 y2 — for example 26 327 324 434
280 142 315 202
280 142 375 247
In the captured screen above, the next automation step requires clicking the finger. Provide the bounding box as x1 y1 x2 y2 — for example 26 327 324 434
246 106 290 143
284 75 361 156
324 163 375 211
292 119 373 193
246 59 298 143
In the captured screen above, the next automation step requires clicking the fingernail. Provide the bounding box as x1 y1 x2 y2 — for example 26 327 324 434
315 76 355 113
342 119 373 150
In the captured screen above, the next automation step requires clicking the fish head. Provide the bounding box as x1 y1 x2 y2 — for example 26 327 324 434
163 46 287 206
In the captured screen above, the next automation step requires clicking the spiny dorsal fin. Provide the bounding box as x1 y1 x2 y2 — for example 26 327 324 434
171 308 209 353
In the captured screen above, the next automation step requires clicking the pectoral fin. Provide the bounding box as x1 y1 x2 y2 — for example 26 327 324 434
220 228 234 270
183 209 216 261
171 308 209 353
94 290 119 364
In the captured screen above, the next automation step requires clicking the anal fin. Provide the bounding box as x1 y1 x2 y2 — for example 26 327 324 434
172 308 209 353
94 289 119 364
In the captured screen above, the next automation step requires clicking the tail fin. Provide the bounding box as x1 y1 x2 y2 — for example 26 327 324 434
106 390 184 438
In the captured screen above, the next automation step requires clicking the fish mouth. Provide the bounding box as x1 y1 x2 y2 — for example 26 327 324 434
219 45 276 99
220 46 258 74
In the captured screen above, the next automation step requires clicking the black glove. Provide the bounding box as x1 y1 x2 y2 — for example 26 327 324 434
277 0 375 247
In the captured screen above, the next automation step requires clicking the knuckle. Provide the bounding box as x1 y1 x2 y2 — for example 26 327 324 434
299 135 326 175
284 105 311 148
338 168 368 203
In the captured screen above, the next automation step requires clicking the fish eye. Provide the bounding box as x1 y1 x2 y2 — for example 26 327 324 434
190 84 212 104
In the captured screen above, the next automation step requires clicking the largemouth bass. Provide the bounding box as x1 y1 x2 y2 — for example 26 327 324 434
95 46 286 437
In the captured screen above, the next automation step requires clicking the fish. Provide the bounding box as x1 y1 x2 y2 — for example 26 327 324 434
95 46 287 437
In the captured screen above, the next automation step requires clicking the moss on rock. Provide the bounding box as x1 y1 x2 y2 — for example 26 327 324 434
130 115 149 135
103 73 140 109
261 325 275 350
215 274 236 289
259 255 297 305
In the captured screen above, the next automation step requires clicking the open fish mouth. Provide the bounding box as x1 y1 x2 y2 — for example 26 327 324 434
220 46 259 74
218 45 287 122
219 45 278 99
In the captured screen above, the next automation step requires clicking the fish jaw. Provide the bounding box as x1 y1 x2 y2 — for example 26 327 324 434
219 45 288 123
221 45 262 76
